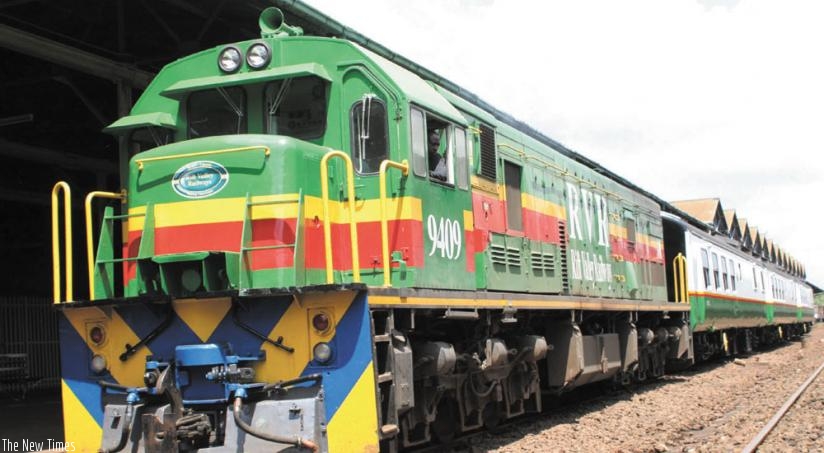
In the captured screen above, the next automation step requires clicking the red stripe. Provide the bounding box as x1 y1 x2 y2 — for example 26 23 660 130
610 236 665 265
521 208 561 243
303 220 424 270
472 193 506 235
123 218 425 276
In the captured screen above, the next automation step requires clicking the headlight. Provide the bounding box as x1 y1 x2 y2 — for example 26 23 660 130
246 43 271 69
218 46 242 73
313 342 333 364
90 354 107 374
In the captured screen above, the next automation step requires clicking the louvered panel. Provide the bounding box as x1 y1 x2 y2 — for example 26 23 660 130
505 246 521 267
479 124 497 181
490 243 508 265
531 251 556 272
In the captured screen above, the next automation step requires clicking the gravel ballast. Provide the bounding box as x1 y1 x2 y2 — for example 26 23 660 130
472 324 824 452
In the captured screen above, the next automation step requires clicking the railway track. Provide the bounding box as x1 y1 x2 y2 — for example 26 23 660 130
741 358 824 453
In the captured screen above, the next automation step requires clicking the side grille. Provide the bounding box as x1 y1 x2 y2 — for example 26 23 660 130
490 243 521 267
479 124 497 181
531 251 556 273
558 221 570 292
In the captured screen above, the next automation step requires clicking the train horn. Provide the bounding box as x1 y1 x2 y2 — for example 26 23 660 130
259 7 304 38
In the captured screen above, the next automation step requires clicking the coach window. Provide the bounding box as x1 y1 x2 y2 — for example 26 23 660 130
721 258 729 290
760 271 766 293
265 77 329 140
752 267 758 291
350 95 388 174
701 249 711 288
729 258 736 291
188 86 246 138
711 252 720 289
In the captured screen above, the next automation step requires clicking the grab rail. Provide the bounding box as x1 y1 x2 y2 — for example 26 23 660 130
134 146 270 171
51 182 73 304
319 151 361 284
378 159 409 287
672 252 688 303
85 190 127 299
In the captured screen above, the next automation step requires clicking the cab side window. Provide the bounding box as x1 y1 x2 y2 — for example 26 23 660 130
410 107 463 187
350 95 388 175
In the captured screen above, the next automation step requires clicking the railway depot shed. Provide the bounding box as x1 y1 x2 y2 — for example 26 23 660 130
0 0 345 399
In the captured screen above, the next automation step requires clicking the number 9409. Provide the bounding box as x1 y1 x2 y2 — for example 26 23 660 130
427 215 462 260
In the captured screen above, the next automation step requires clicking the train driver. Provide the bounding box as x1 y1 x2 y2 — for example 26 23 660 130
428 130 447 181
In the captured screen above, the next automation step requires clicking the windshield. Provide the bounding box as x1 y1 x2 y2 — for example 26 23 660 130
264 76 328 140
187 86 246 138
129 126 173 155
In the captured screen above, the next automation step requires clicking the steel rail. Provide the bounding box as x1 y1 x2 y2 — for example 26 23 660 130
741 358 824 453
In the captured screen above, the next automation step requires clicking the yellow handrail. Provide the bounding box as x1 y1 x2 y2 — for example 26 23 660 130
134 146 270 171
51 182 72 304
378 159 409 287
672 252 688 303
320 151 360 284
85 190 127 300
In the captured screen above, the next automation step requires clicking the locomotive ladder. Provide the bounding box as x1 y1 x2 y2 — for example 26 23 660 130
86 190 131 300
371 309 402 444
320 150 361 284
239 190 304 290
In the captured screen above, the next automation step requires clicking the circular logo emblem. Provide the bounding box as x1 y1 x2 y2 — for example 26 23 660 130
172 161 229 199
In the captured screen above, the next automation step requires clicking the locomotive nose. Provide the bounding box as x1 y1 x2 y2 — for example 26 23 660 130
122 135 332 298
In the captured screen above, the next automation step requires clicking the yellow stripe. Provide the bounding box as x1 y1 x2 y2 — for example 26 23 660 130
463 210 474 231
610 223 626 238
129 195 422 231
368 295 690 312
61 379 103 452
521 192 567 220
607 225 662 250
326 362 380 452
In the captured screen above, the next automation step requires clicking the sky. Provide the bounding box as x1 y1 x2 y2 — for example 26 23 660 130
303 0 824 286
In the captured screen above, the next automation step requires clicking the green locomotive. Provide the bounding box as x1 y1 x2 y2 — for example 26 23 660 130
50 5 812 452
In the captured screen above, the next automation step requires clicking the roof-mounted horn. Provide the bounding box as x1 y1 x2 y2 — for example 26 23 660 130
260 7 303 38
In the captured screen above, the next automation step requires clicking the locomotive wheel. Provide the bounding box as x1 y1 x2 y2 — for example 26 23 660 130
431 398 458 443
482 402 502 431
